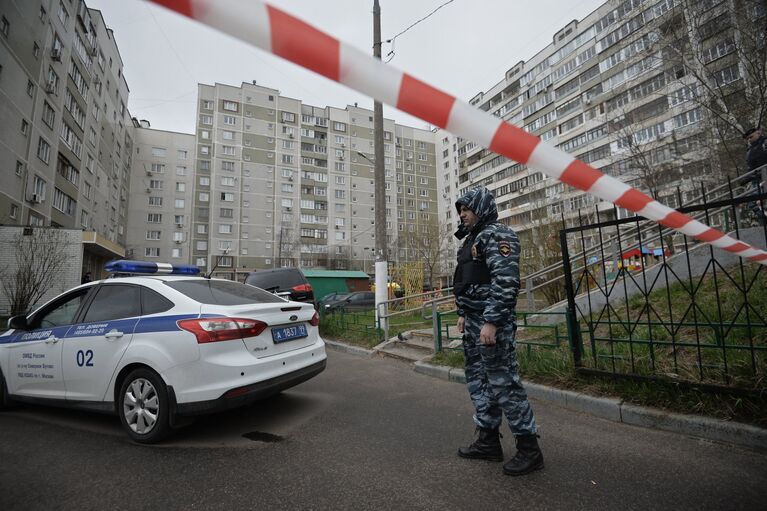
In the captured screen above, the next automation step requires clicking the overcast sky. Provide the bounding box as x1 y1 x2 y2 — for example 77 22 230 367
86 0 606 133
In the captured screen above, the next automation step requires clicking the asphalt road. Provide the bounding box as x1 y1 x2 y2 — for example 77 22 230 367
1 349 766 511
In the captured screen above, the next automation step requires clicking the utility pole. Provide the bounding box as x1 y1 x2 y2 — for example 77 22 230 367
373 0 388 333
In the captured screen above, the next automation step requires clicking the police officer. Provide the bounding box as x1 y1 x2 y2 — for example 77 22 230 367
453 186 543 476
742 127 767 225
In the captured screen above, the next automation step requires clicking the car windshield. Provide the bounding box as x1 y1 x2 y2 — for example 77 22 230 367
331 293 349 301
165 279 285 305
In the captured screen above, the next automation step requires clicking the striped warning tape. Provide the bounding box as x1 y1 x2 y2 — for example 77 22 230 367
147 0 767 264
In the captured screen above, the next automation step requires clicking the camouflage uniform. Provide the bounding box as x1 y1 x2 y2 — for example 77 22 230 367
453 187 537 436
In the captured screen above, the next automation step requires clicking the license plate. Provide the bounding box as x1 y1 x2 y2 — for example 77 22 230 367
271 324 308 343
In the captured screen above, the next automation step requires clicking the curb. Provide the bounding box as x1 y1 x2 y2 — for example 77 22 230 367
410 362 767 452
324 339 375 358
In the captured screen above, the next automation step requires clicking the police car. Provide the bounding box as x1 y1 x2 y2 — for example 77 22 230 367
0 260 327 443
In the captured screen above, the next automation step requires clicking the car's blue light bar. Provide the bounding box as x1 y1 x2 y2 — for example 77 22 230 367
105 260 201 275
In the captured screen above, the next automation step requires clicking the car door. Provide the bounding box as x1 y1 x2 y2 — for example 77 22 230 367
6 287 92 399
62 283 141 402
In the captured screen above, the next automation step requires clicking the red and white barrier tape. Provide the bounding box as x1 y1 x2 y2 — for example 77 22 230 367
147 0 767 264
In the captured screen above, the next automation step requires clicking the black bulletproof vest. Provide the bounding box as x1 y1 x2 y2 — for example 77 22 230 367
453 238 491 296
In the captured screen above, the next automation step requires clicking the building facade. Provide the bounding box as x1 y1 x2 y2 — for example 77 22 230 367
448 0 759 263
125 123 196 264
0 0 133 274
183 82 438 280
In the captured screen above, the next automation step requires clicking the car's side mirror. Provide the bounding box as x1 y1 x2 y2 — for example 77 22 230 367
8 315 29 330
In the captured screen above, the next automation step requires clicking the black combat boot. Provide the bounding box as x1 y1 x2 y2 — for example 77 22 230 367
502 434 544 476
457 427 503 462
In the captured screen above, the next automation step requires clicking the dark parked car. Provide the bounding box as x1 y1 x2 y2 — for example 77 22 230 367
318 291 350 308
245 268 316 308
324 291 376 312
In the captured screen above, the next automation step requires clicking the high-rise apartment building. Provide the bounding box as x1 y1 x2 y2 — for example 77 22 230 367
448 0 761 259
0 1 133 271
187 82 438 280
125 123 196 263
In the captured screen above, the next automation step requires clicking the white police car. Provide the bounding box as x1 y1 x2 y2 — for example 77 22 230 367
0 260 327 443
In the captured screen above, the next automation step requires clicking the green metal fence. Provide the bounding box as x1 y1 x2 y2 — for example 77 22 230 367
434 310 572 355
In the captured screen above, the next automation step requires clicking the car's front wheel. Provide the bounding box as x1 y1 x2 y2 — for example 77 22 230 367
118 368 172 443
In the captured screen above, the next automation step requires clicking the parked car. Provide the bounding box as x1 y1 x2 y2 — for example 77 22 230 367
0 260 326 444
324 291 376 312
318 292 350 309
245 268 317 309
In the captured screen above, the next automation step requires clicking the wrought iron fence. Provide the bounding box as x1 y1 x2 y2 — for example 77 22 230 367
560 179 767 391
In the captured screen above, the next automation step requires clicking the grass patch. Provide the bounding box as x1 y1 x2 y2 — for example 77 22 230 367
427 345 767 427
319 308 434 349
431 349 464 368
580 263 767 389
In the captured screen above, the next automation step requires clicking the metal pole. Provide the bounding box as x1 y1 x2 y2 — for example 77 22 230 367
373 0 388 334
560 228 583 367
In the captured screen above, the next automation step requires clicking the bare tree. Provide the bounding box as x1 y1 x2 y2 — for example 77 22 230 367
519 217 566 306
650 0 767 176
276 225 297 268
0 228 71 317
400 218 454 290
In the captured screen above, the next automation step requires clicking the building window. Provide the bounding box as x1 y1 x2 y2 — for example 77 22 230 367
177 149 188 159
145 247 160 258
10 204 19 220
171 248 182 258
151 147 167 157
1 16 9 37
220 192 234 202
223 115 236 125
201 100 213 109
175 199 185 208
201 115 212 125
146 230 161 240
147 213 162 223
223 100 238 111
199 192 209 202
42 101 55 128
219 224 232 234
37 137 51 164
